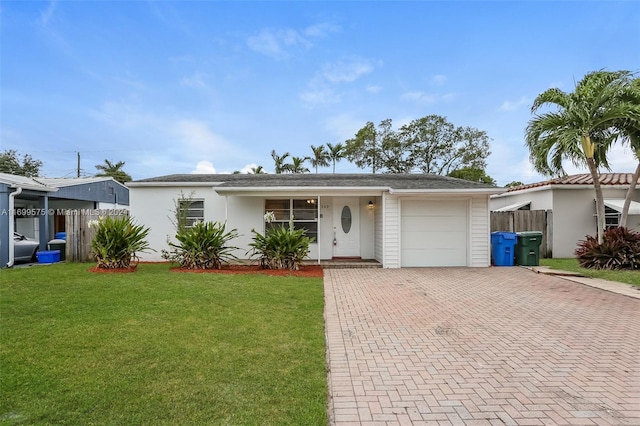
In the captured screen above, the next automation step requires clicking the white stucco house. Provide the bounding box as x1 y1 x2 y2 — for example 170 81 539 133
490 173 640 258
127 174 503 268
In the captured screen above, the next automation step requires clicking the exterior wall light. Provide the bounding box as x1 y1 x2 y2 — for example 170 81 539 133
368 200 374 210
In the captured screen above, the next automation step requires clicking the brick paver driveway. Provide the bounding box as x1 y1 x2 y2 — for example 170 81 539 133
324 268 640 425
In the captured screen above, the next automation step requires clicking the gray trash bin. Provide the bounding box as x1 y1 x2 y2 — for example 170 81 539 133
48 239 66 261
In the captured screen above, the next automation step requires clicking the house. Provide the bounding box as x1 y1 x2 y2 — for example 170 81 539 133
0 173 130 267
490 173 640 258
127 174 503 268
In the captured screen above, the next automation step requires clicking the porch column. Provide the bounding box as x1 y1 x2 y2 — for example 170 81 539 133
38 195 50 251
317 195 321 265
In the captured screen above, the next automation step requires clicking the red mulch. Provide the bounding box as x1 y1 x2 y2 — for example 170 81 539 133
172 264 324 278
87 266 138 273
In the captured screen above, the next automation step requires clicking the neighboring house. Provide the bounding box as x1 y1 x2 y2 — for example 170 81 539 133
127 174 503 268
490 173 640 258
0 173 130 267
36 177 129 236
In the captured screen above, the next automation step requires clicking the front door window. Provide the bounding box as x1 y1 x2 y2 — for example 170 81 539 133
341 206 352 234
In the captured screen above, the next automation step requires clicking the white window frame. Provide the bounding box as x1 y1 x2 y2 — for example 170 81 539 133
264 198 318 242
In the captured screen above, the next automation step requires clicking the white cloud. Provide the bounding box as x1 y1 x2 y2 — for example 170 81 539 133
171 119 229 157
401 91 437 104
247 28 309 58
181 72 208 89
247 22 338 59
240 163 258 174
303 22 340 38
431 74 447 85
500 97 529 111
191 160 216 174
39 0 57 26
300 88 340 106
366 85 382 94
322 59 373 83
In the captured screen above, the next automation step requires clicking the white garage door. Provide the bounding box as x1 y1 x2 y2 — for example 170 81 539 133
401 200 468 267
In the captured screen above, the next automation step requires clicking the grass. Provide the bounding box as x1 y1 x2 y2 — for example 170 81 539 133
0 263 327 425
540 258 640 286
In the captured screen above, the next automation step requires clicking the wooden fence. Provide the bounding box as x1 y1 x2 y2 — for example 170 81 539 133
490 210 553 258
65 210 129 262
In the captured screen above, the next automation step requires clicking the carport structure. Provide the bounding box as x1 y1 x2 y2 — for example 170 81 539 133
0 173 56 268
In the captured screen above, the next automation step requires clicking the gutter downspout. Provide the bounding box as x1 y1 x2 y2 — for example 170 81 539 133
7 187 23 268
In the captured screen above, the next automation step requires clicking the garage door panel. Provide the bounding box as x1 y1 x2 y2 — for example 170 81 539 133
403 216 464 232
402 248 466 267
401 200 468 267
401 231 466 249
403 200 466 216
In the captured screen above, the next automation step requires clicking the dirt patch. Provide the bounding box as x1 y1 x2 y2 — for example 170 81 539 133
172 264 324 278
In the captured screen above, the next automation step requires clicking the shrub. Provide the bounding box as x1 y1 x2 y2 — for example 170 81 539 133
162 221 239 269
91 216 153 269
248 223 313 270
575 227 640 270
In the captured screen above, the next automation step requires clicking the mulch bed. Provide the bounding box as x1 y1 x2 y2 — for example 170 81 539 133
172 264 324 278
87 263 324 277
87 266 138 274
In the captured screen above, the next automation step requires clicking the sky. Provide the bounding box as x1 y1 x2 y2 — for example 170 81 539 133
1 0 639 186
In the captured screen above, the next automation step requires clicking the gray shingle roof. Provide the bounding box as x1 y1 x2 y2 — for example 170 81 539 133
131 173 500 191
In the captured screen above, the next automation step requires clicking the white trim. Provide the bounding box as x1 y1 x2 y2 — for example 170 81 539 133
603 199 640 215
493 200 531 212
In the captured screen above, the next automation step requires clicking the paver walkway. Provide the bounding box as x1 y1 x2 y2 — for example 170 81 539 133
324 268 640 425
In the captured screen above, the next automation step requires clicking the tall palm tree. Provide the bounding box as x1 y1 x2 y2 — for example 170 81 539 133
289 156 310 174
327 142 344 174
271 150 291 174
249 165 266 174
309 145 330 173
95 159 132 183
525 70 638 244
617 76 640 227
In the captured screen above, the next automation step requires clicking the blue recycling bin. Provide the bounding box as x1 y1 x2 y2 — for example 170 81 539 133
55 232 66 241
491 232 517 266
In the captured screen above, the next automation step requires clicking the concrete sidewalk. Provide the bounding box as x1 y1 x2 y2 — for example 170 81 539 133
324 267 640 425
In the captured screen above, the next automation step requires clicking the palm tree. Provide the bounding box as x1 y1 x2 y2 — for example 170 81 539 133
309 145 330 173
617 76 640 228
271 150 291 174
95 159 132 183
289 156 310 174
249 165 266 174
327 142 344 174
525 70 638 244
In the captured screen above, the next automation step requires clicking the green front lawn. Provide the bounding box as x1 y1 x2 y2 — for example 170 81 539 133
540 258 640 286
0 263 327 425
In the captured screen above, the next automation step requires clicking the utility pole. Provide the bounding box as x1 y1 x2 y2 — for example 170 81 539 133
77 152 80 177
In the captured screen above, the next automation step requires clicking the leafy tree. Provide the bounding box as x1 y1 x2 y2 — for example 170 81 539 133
447 167 496 186
95 159 132 183
326 142 345 174
343 121 382 173
271 150 291 174
401 115 490 175
343 115 491 175
0 149 43 177
525 70 638 244
289 156 310 174
309 145 330 173
504 181 525 188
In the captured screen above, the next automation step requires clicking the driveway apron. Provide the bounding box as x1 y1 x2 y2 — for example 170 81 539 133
324 268 640 425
